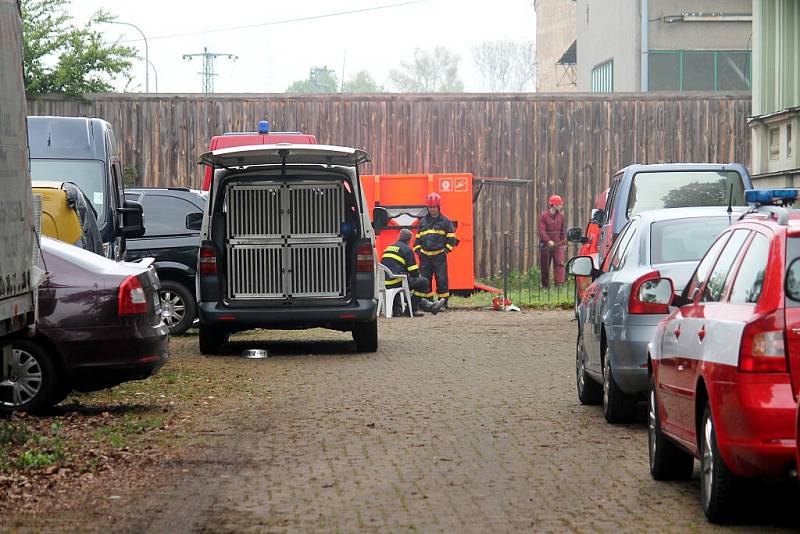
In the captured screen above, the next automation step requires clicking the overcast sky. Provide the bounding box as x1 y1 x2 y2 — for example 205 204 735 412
66 0 536 94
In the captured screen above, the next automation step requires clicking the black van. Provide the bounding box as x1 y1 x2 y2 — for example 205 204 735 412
27 116 144 259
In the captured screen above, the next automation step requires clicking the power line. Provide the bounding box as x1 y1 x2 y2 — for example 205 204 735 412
115 0 429 43
182 47 237 93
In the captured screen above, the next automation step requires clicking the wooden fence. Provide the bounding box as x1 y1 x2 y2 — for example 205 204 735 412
27 92 752 277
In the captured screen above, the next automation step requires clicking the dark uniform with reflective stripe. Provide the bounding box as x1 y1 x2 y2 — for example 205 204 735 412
413 214 457 300
380 240 431 313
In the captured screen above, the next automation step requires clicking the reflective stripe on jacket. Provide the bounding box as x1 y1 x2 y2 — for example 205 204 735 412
380 240 419 286
413 214 457 256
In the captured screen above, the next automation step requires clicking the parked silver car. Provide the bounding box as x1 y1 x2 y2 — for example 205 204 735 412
567 207 746 423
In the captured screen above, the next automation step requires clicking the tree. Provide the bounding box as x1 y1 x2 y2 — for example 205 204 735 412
661 180 729 209
388 46 464 92
342 70 383 93
472 40 536 92
286 67 339 93
22 0 137 96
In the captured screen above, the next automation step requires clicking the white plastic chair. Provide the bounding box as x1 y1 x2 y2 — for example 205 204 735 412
378 264 414 318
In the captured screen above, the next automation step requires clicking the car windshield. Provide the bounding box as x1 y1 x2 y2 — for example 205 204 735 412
650 217 731 264
30 159 106 224
627 171 745 217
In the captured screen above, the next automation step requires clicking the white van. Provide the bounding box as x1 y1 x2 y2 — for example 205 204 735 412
196 144 380 354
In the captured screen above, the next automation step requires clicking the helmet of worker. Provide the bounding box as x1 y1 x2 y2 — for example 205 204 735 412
398 229 413 243
549 194 563 206
425 192 442 207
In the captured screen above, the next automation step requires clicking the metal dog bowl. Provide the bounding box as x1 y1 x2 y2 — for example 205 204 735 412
242 349 269 359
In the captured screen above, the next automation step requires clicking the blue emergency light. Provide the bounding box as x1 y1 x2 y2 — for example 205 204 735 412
258 120 270 134
744 188 799 205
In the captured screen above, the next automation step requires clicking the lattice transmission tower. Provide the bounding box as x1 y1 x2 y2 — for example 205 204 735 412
182 47 237 93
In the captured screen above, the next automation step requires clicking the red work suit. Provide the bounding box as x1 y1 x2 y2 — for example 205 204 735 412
538 209 566 287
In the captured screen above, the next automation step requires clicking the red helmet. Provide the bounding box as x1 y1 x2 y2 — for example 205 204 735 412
549 194 563 206
425 192 441 207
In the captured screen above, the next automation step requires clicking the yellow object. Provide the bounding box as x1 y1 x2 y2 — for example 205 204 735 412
32 184 83 247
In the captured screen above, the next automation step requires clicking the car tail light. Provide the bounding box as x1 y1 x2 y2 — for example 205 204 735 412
739 310 788 373
119 275 148 316
629 271 669 315
199 245 217 275
356 242 375 273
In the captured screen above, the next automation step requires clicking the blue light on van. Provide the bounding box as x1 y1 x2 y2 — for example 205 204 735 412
744 189 799 205
258 120 270 134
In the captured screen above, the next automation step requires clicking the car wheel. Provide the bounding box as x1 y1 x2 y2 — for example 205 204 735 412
648 374 693 480
0 340 61 413
701 404 740 523
602 346 637 423
199 325 229 355
576 331 602 405
159 280 196 336
353 320 378 353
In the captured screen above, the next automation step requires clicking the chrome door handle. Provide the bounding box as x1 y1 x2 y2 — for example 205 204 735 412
677 364 686 371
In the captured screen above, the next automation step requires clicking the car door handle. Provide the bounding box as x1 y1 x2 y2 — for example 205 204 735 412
674 326 681 339
698 325 706 342
677 364 686 371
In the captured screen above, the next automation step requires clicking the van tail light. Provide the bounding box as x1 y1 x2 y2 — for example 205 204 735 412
739 310 788 373
119 275 148 316
356 242 375 273
629 271 669 315
199 244 218 275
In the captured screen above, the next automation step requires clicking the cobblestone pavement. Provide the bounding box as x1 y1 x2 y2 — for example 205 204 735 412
138 310 798 533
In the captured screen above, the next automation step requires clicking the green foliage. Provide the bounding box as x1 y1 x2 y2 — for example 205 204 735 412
122 164 138 188
342 70 383 93
21 0 137 96
449 269 575 310
389 46 464 92
286 66 339 93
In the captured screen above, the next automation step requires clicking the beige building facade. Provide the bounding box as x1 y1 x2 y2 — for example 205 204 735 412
535 0 577 92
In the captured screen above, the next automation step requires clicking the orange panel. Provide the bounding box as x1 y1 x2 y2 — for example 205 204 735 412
362 174 474 292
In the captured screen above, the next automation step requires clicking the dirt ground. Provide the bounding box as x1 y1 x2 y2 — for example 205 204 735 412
2 310 799 533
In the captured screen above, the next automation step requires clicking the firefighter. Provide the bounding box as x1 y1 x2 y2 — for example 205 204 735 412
381 229 444 317
539 194 566 288
413 192 458 307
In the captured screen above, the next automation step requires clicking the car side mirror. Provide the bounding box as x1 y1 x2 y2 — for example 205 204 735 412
119 200 145 238
372 206 389 234
590 208 604 225
567 227 587 244
567 256 595 277
186 212 203 231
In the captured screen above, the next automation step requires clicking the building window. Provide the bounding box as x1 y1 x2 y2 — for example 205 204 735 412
769 128 780 159
591 59 614 92
649 50 751 92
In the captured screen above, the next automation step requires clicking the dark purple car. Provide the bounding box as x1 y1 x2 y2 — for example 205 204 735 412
1 237 169 412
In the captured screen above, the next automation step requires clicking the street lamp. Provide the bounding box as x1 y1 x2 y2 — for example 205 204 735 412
146 58 158 93
105 20 149 93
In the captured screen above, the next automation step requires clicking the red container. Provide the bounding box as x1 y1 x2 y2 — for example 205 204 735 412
361 173 475 292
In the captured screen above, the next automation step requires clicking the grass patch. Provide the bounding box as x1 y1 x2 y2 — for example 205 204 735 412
0 421 66 470
97 414 166 448
449 268 575 310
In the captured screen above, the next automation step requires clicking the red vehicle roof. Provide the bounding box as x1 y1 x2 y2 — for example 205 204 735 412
201 132 317 190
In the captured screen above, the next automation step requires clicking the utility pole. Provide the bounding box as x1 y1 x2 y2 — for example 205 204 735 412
182 47 237 93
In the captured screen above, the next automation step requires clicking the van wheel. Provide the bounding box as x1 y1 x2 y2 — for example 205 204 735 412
0 340 61 414
648 374 693 480
701 404 741 523
353 320 378 353
602 347 637 423
159 280 196 335
199 325 229 355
